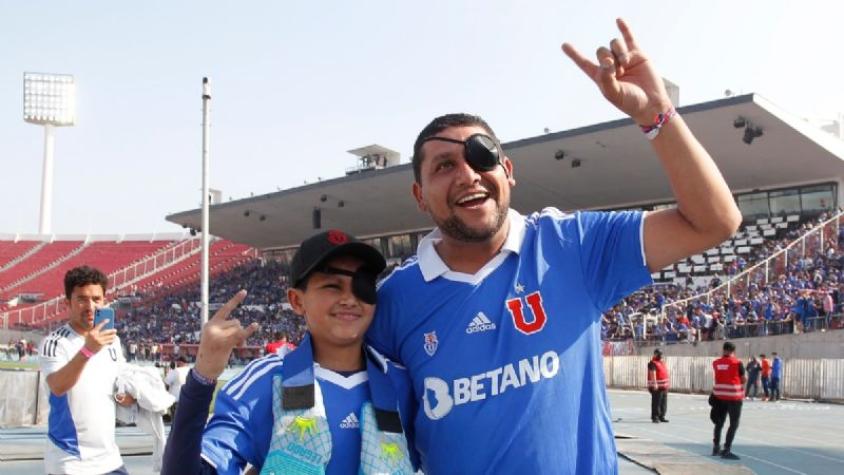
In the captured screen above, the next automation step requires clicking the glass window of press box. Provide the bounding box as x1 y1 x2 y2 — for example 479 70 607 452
737 183 836 221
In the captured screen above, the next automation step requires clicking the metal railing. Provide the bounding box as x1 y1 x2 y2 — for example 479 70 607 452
662 210 842 318
623 314 842 345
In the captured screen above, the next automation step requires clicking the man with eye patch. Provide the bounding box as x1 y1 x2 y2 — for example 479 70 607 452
367 18 742 474
162 230 419 475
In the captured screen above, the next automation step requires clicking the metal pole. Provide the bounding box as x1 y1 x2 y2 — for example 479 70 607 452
201 78 211 326
784 245 788 271
39 124 55 235
820 227 824 255
764 260 769 285
33 371 41 425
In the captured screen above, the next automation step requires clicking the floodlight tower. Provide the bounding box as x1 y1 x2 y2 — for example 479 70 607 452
23 72 76 235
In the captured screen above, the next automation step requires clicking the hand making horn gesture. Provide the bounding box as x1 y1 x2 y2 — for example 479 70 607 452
562 18 673 126
194 290 260 381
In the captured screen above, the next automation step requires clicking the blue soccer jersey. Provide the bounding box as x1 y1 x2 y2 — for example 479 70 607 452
200 354 370 475
368 208 652 474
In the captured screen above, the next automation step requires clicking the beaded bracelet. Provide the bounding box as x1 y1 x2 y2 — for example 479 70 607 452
640 107 677 140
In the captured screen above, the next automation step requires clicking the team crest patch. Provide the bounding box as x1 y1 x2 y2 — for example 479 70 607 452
423 331 438 356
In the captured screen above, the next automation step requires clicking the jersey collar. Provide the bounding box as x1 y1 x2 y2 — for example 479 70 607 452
417 209 526 283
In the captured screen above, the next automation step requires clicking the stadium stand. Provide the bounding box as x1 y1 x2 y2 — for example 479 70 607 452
0 236 257 328
603 211 843 344
4 240 173 299
651 214 804 286
0 240 83 292
115 258 304 362
0 240 41 270
3 211 840 356
127 240 254 294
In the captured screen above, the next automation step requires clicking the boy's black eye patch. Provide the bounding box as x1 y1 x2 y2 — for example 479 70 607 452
317 266 378 305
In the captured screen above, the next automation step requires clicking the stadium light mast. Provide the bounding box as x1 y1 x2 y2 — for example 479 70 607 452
200 77 211 326
23 72 76 235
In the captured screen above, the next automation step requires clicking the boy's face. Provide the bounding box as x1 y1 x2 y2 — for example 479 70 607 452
288 255 375 351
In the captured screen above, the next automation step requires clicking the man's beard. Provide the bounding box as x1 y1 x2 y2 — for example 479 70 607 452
436 199 509 243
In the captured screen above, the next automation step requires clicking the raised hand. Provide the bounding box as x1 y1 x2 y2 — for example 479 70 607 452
84 319 116 353
562 18 672 125
194 290 260 381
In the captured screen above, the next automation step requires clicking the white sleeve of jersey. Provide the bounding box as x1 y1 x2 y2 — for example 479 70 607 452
39 333 71 376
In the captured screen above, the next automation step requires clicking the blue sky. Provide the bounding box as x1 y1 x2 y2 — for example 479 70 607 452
1 0 841 234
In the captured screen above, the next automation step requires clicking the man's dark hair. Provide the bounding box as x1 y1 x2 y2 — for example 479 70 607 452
64 266 108 299
723 341 736 353
411 113 499 183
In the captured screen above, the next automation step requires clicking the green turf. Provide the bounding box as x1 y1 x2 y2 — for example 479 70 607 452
0 360 38 370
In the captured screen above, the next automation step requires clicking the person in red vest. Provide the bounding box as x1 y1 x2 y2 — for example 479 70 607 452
265 331 296 357
646 348 669 423
759 353 772 401
710 341 746 460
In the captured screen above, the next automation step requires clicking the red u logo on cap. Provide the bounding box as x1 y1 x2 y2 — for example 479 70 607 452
327 230 348 245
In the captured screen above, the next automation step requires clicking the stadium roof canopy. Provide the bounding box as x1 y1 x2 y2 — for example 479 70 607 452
167 94 844 250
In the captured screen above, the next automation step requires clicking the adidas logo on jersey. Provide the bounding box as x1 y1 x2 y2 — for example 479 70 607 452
340 412 359 429
466 312 496 334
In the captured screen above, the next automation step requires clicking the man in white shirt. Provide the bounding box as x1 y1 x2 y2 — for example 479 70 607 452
164 356 190 419
39 266 134 474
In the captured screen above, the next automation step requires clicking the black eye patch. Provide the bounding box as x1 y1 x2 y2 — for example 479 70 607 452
423 133 501 173
318 266 378 305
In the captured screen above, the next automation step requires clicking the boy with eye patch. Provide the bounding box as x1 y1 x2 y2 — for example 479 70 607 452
161 230 418 475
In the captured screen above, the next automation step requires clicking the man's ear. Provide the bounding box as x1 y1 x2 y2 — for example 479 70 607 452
503 156 516 187
412 182 428 213
287 288 306 316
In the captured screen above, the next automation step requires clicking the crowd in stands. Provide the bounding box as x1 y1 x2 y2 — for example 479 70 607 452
117 259 307 362
602 212 844 344
12 212 836 362
114 212 842 357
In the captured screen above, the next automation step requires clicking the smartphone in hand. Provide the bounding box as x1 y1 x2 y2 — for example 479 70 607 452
94 307 115 330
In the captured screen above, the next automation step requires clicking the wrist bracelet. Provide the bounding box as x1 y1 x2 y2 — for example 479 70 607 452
640 107 677 140
79 346 95 359
190 368 217 386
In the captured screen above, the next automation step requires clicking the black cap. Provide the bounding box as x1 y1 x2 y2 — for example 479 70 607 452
653 349 662 357
290 230 386 287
